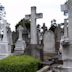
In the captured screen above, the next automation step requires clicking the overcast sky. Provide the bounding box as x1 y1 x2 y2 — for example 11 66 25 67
1 0 66 31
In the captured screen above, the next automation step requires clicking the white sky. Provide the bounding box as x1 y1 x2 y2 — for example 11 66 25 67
0 0 66 31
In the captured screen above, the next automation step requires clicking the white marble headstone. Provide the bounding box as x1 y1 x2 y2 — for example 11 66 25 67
0 4 11 59
43 31 55 53
0 22 11 59
15 25 26 55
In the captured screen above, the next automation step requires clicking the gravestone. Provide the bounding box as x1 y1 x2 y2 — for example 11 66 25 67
37 24 41 44
43 30 55 61
7 27 13 48
0 4 11 59
14 25 26 55
42 23 47 34
0 22 11 59
25 6 43 44
64 19 68 38
25 6 43 58
60 0 72 72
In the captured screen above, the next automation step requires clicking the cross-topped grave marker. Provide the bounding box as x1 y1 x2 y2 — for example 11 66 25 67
64 19 68 38
25 6 43 44
42 23 47 34
15 25 26 55
17 25 23 40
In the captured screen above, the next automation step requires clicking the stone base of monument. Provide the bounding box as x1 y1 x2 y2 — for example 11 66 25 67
29 44 42 60
0 54 10 60
0 42 11 60
24 44 43 60
13 50 24 55
60 43 72 72
30 44 40 58
14 40 26 55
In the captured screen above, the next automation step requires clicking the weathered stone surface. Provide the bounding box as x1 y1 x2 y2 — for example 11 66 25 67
43 30 55 61
25 6 43 44
43 31 55 53
14 25 26 55
60 0 72 72
0 5 12 59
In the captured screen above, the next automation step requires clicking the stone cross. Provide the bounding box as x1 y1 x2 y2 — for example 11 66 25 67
37 24 40 32
3 21 8 42
61 0 72 42
41 23 47 34
25 6 43 44
64 19 68 38
17 25 23 40
61 2 68 15
37 24 41 44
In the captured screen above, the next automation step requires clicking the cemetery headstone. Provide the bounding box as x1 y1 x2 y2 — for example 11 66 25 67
25 6 43 44
43 30 55 61
37 24 41 44
25 6 43 58
0 4 11 59
60 0 72 72
41 23 47 34
14 25 26 55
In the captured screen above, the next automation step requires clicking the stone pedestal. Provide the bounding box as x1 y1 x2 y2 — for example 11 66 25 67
30 44 41 59
14 40 26 55
61 45 72 72
0 41 11 59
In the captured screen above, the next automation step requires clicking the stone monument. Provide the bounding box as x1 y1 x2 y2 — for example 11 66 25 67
25 6 43 44
7 26 13 49
37 24 41 44
25 6 43 57
43 30 55 61
14 25 26 55
42 23 47 34
0 4 11 59
60 0 72 72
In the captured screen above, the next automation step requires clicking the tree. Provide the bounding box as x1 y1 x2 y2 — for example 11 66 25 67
15 18 30 31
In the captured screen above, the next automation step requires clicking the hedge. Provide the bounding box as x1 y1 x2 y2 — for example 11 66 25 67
0 55 41 72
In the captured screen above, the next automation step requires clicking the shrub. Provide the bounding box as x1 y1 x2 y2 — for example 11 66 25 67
0 55 41 72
